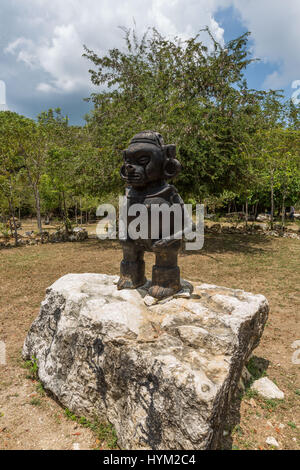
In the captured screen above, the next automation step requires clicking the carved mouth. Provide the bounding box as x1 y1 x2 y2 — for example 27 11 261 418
125 174 144 184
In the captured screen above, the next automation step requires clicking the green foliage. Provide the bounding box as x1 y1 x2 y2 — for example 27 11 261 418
64 408 78 421
36 382 45 396
243 388 259 400
24 356 39 380
30 397 42 406
64 408 118 449
1 27 300 231
83 27 300 213
261 398 283 411
246 356 267 381
231 424 243 437
0 222 10 239
83 27 270 198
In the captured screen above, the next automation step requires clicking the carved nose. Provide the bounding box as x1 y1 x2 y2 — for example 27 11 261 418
126 164 135 174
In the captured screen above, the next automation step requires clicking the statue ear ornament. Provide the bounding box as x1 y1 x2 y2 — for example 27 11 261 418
120 150 129 180
163 144 182 180
120 164 127 180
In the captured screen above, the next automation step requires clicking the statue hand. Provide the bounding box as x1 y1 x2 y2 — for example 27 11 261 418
152 239 171 252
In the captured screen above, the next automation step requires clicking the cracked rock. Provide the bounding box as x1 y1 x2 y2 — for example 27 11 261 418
23 274 269 450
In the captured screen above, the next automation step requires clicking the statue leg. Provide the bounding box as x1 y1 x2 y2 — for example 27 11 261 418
117 241 146 290
149 246 181 299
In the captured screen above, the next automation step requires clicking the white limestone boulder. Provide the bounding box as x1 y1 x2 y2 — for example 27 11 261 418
251 377 284 400
23 274 269 450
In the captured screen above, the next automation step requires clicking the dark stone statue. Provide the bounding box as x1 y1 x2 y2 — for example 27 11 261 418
117 130 186 299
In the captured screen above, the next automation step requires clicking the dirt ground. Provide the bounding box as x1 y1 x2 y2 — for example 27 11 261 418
0 234 299 450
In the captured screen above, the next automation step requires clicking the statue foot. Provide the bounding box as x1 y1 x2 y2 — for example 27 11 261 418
148 285 178 300
117 276 146 290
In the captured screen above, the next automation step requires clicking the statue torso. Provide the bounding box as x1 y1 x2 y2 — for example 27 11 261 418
124 183 184 250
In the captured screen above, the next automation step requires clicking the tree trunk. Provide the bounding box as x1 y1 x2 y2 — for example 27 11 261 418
8 218 13 237
75 201 78 226
26 170 43 236
62 191 70 235
254 201 258 220
34 186 43 236
281 194 286 230
270 174 274 230
245 197 249 227
8 198 18 246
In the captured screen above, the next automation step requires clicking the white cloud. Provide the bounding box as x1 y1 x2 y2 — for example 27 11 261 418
229 0 300 89
37 24 89 93
36 82 56 93
4 0 300 98
4 0 226 94
5 38 39 69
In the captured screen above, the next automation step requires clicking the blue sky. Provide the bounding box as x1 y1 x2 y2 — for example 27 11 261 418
1 0 299 124
215 6 278 91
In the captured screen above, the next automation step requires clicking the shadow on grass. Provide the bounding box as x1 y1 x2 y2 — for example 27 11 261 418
0 233 274 259
76 238 121 251
85 233 272 255
182 233 272 257
221 355 270 450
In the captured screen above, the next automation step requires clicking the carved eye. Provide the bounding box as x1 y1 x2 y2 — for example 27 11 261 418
138 156 150 166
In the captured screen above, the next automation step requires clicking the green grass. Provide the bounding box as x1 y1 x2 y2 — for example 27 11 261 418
262 398 283 411
246 357 268 382
64 408 118 449
23 356 39 380
243 388 259 400
231 424 243 437
30 397 42 406
36 382 45 396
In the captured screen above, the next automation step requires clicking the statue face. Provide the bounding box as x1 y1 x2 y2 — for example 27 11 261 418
121 142 164 188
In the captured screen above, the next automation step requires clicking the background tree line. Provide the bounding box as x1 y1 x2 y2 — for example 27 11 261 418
1 27 300 244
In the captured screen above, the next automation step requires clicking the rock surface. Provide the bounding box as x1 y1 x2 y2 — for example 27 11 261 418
266 436 280 448
49 227 88 243
251 377 284 400
23 274 269 450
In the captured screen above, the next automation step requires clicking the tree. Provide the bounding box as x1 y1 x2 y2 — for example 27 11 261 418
0 112 26 245
41 109 99 234
83 27 274 203
273 129 300 227
0 110 52 236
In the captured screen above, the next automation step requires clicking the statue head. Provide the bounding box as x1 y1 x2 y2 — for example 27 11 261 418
120 130 181 188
